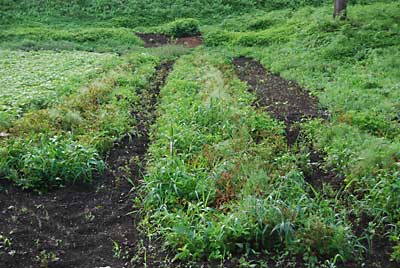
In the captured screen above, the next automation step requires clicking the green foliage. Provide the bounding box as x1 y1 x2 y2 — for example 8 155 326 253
204 2 400 141
139 2 400 265
203 30 233 47
203 5 400 251
0 0 399 266
1 134 104 190
0 0 312 26
392 242 400 262
2 0 393 26
165 18 201 38
0 26 143 53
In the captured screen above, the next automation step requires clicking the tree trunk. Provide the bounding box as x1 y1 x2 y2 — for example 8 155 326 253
334 0 347 19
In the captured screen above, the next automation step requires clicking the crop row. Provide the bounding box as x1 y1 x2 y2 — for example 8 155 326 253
0 52 160 191
142 51 355 265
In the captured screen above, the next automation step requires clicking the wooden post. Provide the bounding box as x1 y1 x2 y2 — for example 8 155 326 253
334 0 347 19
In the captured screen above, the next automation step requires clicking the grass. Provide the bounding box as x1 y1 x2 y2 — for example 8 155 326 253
135 18 201 38
0 0 330 27
0 25 143 53
2 0 393 27
203 2 400 140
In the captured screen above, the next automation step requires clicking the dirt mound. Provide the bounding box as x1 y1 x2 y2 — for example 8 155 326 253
136 33 202 48
304 150 342 191
0 61 174 268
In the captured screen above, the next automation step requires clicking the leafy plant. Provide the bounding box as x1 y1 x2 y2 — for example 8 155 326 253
2 134 104 190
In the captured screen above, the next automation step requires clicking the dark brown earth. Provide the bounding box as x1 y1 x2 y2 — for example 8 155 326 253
136 33 203 48
0 61 174 268
344 213 398 268
232 56 327 145
175 36 203 48
136 33 171 47
304 150 343 191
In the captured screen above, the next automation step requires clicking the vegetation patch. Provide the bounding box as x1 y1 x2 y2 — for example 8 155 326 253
200 2 400 265
232 56 326 145
0 57 177 268
0 49 117 128
0 26 143 53
0 53 160 191
165 18 201 38
141 51 356 266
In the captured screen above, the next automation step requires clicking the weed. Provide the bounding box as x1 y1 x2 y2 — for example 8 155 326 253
112 240 122 259
0 50 117 124
35 250 59 268
0 234 12 253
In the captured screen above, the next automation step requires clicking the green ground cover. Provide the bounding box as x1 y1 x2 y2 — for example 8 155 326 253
0 49 118 129
0 0 329 26
0 25 143 53
1 0 393 27
200 1 400 264
203 2 400 140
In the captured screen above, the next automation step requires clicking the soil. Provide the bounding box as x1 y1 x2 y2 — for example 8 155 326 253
136 33 171 48
0 61 174 268
136 33 203 48
232 56 327 145
175 36 203 48
1 52 397 268
303 150 343 191
232 56 342 188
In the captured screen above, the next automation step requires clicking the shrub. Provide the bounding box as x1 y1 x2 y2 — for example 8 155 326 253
166 18 201 38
